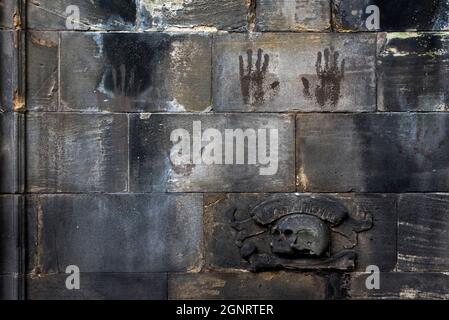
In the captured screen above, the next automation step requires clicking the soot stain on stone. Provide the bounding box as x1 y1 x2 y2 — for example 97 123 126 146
98 0 138 25
381 34 449 110
354 114 449 192
100 34 170 99
301 47 345 108
386 33 445 54
363 0 448 30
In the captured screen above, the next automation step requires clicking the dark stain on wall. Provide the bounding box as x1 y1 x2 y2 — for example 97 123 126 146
335 0 449 31
354 114 449 192
374 0 444 30
379 33 449 111
98 0 137 25
101 33 170 97
369 0 444 31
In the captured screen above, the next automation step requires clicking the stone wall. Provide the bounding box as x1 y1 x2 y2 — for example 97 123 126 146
2 0 449 300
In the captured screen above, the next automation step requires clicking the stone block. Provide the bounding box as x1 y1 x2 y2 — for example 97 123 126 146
138 0 248 31
378 33 449 111
27 273 167 300
0 275 19 300
256 0 330 31
0 196 21 275
169 272 345 300
130 113 295 192
26 113 128 193
213 33 376 112
398 194 449 272
26 194 202 273
297 113 449 192
27 31 59 111
0 112 23 193
28 0 138 30
333 0 449 31
0 0 19 29
351 272 449 300
0 31 22 112
60 32 211 112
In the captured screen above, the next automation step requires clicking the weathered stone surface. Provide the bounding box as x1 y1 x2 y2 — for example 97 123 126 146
169 272 345 300
297 114 449 193
27 273 167 300
0 112 23 193
0 31 20 112
26 194 202 273
26 113 128 193
213 33 376 112
204 193 396 272
27 31 58 111
130 114 295 192
60 32 211 112
351 273 449 300
378 33 449 111
256 0 330 31
138 0 248 31
0 196 21 275
333 0 449 31
28 0 138 30
0 0 19 29
398 194 449 272
0 275 19 300
28 0 248 31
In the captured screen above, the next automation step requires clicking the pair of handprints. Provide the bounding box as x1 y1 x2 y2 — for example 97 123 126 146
239 47 345 107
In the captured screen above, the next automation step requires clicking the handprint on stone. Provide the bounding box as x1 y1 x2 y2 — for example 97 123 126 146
102 35 154 98
239 49 280 106
301 47 345 108
97 34 170 108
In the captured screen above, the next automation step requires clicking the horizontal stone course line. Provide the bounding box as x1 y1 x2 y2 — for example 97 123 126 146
18 110 449 114
9 192 449 196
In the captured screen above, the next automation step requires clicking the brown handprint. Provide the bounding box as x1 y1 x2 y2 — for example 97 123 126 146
301 47 345 107
239 49 280 106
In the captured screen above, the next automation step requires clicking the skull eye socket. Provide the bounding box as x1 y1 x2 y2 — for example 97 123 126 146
284 229 293 236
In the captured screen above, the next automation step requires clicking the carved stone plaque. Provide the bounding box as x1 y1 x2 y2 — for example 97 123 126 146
231 195 372 272
203 194 398 273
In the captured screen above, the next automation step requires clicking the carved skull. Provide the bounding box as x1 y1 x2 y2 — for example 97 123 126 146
270 214 330 257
